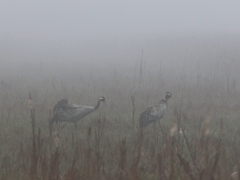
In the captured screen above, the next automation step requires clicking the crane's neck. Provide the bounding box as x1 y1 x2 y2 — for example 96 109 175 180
95 100 102 109
163 98 168 102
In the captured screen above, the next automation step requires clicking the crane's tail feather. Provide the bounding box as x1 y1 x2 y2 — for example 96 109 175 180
139 109 156 127
139 111 150 127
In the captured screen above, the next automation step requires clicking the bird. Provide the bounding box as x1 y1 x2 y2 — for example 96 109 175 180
139 92 172 127
51 96 106 128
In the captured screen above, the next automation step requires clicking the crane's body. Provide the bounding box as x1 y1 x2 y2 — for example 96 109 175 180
51 97 105 126
139 92 171 127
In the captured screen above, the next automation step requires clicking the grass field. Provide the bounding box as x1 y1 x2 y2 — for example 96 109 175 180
0 60 240 180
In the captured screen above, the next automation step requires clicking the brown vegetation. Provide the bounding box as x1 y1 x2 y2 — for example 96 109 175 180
0 61 239 180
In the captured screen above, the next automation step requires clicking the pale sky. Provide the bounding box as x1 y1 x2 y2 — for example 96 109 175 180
1 1 240 41
0 1 240 79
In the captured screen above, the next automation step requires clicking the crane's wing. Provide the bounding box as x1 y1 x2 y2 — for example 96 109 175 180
51 102 96 125
139 103 167 127
139 105 157 127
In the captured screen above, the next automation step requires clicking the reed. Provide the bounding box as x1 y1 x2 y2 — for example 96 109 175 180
0 61 239 180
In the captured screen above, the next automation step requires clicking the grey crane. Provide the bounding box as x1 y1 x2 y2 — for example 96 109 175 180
51 96 105 128
139 92 172 127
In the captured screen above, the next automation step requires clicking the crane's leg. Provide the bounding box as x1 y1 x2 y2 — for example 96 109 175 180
158 121 165 141
153 121 157 132
74 122 77 132
61 122 68 130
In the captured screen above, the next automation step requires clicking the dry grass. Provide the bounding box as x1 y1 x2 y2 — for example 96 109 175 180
0 63 240 180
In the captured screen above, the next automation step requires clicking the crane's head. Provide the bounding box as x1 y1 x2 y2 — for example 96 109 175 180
165 92 172 101
98 96 106 103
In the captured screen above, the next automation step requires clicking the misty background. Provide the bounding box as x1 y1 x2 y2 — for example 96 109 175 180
0 1 240 89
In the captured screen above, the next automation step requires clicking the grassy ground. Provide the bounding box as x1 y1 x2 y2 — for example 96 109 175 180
0 63 240 180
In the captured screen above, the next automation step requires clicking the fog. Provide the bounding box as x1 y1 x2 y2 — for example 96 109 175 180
1 3 240 178
0 1 240 86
